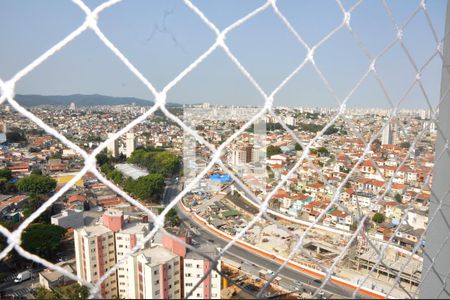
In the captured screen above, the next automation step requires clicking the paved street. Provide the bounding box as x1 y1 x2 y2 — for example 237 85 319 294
0 270 39 299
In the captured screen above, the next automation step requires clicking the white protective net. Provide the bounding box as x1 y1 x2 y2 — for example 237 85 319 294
0 0 448 299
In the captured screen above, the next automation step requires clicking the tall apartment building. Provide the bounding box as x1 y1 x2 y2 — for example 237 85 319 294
126 246 182 299
74 209 150 298
382 122 393 145
184 244 221 299
229 144 253 166
106 132 119 158
126 131 136 158
75 210 221 299
74 224 118 298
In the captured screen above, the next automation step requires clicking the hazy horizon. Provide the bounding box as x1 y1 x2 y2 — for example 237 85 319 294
0 0 447 109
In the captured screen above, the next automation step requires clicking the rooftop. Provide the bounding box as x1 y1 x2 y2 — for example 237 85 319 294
115 163 149 180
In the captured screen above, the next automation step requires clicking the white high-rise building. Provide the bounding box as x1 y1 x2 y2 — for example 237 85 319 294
126 131 136 158
126 246 182 299
229 145 252 167
381 122 393 145
107 132 119 158
69 102 76 110
285 115 296 127
115 221 150 299
184 244 221 299
74 225 118 298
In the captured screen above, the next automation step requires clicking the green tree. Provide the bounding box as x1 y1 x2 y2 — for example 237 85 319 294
22 224 66 259
50 152 62 160
2 182 16 194
0 169 12 180
54 283 90 300
166 208 181 227
295 143 303 151
6 130 26 143
35 287 58 300
35 283 89 300
107 170 124 185
96 152 109 166
266 145 282 158
372 212 385 224
400 141 411 149
125 174 165 202
100 163 114 175
394 193 402 203
128 148 180 177
324 125 339 135
317 147 330 157
17 175 57 195
31 168 43 175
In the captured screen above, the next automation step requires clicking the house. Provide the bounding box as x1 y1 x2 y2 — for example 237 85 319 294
326 209 353 230
351 191 374 208
406 209 428 230
67 194 86 207
385 201 403 223
39 261 76 289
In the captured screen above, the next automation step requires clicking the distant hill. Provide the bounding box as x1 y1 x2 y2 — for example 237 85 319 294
14 94 181 107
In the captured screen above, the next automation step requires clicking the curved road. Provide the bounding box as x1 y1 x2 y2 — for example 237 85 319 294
164 178 370 299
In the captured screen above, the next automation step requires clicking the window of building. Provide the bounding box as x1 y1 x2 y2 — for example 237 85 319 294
154 270 157 275
185 263 192 267
155 280 159 285
155 290 160 295
196 264 200 268
186 283 193 287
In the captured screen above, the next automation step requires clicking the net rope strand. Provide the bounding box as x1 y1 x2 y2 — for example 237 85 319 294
0 0 446 299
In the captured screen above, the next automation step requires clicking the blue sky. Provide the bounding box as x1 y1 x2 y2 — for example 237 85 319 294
0 0 447 108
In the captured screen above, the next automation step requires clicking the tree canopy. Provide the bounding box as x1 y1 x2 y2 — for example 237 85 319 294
124 174 165 202
372 212 385 224
22 224 66 259
267 145 282 158
17 175 57 195
128 148 180 177
35 283 89 300
0 169 16 194
0 169 12 180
